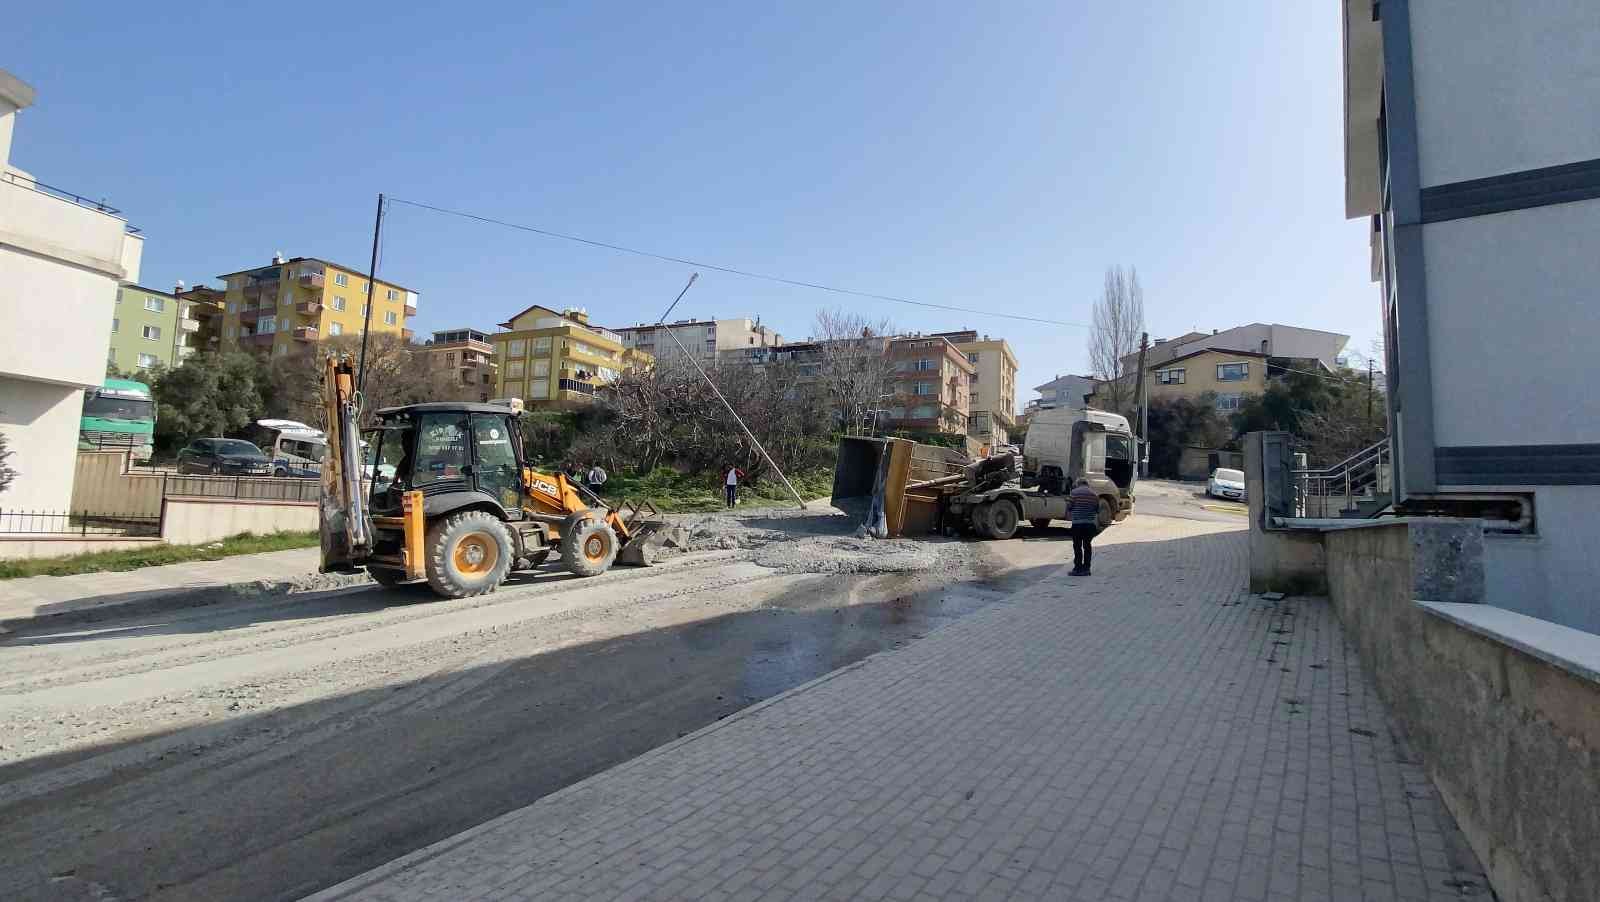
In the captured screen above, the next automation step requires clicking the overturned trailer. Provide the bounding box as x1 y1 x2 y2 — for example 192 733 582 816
832 409 1137 540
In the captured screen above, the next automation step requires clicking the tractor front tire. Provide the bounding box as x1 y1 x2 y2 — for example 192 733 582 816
424 510 514 598
562 517 619 577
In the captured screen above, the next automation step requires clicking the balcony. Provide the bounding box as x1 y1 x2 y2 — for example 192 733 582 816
296 272 324 290
244 332 274 349
293 326 319 342
557 378 596 396
179 317 200 332
295 300 322 316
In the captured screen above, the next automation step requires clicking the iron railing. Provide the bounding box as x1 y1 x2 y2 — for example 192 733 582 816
163 474 321 503
0 509 161 537
1292 439 1392 517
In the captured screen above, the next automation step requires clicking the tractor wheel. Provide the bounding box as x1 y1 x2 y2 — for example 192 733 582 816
1097 496 1116 529
1030 518 1052 530
423 510 514 598
368 566 409 587
987 500 1022 540
561 517 618 577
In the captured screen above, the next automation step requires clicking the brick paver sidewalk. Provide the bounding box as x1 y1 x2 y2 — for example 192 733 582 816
307 518 1487 901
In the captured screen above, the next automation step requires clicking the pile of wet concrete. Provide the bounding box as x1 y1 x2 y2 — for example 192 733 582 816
669 507 980 577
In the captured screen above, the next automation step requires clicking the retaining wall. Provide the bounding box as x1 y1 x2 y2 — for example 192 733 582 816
160 497 316 546
69 451 164 517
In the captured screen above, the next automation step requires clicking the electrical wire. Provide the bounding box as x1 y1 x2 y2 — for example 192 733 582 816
385 196 1089 329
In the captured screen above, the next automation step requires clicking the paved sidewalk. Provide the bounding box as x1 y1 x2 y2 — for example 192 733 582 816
308 518 1488 901
0 546 322 626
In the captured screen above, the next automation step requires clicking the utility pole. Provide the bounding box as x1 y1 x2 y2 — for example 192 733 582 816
1135 332 1149 477
1367 358 1374 428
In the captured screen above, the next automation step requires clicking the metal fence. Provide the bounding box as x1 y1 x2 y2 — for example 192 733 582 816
162 474 322 503
0 509 162 537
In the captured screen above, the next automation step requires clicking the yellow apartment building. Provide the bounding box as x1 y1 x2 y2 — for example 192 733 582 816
216 254 418 356
933 330 1020 449
1145 347 1270 414
491 305 648 408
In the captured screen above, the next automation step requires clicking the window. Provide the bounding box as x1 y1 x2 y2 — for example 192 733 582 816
142 325 162 341
967 352 979 364
360 303 369 316
507 360 525 379
331 295 347 311
528 381 549 399
144 296 165 313
329 322 344 337
259 315 276 334
226 326 236 339
1156 368 1186 385
507 339 526 357
227 301 237 314
914 358 936 371
532 336 552 355
138 353 158 368
532 359 550 377
108 348 117 362
275 344 288 356
1215 393 1244 411
384 311 397 326
913 404 935 418
282 293 293 307
387 288 399 300
414 413 469 486
445 352 456 366
969 373 979 384
914 382 934 396
116 289 123 305
112 318 119 333
334 273 349 287
1216 362 1249 382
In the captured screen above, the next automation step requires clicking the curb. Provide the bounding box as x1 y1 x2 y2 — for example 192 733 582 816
0 572 374 634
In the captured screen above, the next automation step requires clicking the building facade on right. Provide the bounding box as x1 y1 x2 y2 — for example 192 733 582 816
1342 0 1600 631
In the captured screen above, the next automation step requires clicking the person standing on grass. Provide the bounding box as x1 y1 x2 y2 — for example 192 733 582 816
1068 478 1100 576
585 461 607 499
724 464 746 509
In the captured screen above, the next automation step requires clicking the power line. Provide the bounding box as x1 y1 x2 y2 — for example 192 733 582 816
385 196 1090 329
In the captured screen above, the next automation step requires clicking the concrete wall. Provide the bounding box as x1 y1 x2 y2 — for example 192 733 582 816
1482 486 1600 635
1409 0 1600 186
1423 200 1600 448
0 378 86 511
0 536 161 560
160 497 315 546
1244 432 1327 594
1324 519 1600 902
69 451 163 517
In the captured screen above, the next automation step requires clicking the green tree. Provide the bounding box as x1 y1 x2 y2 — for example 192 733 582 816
0 425 16 494
1145 394 1230 478
151 351 268 449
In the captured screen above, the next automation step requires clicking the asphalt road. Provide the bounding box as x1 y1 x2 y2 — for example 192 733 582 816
0 536 1056 902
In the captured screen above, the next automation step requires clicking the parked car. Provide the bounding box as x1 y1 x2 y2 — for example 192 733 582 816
1207 467 1246 501
176 438 274 476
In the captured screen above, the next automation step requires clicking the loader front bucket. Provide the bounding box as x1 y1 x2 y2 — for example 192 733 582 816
616 520 687 566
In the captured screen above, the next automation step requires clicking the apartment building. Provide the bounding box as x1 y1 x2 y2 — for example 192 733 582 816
932 330 1019 448
172 283 225 361
1146 348 1270 413
216 255 418 356
423 328 497 403
615 317 782 366
1030 374 1096 412
0 69 144 511
1125 323 1349 374
1342 0 1600 632
107 285 178 373
882 335 975 439
492 305 645 408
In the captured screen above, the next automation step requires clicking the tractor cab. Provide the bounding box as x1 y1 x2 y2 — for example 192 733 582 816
365 402 527 520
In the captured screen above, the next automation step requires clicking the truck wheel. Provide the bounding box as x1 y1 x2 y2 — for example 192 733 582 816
424 510 514 598
368 566 409 587
1097 497 1116 528
1030 518 1052 530
987 500 1021 540
562 518 618 577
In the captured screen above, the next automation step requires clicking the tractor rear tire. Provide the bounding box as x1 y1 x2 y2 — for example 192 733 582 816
368 566 409 587
424 510 514 598
987 500 1022 540
562 517 619 577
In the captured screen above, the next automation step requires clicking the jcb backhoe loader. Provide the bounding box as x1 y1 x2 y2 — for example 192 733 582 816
319 356 675 597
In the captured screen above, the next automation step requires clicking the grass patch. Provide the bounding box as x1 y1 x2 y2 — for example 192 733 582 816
600 467 835 513
0 530 320 580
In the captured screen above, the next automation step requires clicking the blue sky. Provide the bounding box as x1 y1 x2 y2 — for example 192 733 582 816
11 1 1376 405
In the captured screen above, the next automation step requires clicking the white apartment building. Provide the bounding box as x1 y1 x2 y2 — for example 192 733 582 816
0 69 144 512
615 317 782 365
1343 0 1600 633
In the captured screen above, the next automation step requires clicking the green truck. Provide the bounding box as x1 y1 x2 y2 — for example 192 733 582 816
79 378 156 462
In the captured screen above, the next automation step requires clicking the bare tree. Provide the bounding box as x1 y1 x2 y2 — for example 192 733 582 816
812 308 895 435
1087 265 1146 416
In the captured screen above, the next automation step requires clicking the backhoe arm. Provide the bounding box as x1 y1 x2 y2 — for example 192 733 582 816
319 355 372 572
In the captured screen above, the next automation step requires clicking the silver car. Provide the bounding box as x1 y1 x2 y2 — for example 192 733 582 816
1207 467 1246 501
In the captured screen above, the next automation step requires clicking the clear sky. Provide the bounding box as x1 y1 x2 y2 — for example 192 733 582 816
11 1 1376 407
